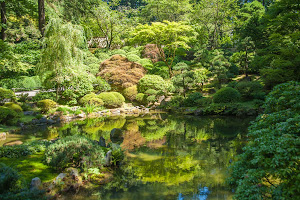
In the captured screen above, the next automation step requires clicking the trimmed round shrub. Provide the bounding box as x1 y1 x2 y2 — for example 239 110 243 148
136 93 147 104
94 52 110 62
4 102 23 113
196 97 212 107
123 85 138 101
44 135 105 170
37 99 57 113
138 75 167 94
137 58 154 70
0 106 20 125
182 92 203 107
98 92 125 108
111 49 126 56
0 163 23 194
146 95 156 103
126 54 141 62
213 87 241 103
79 93 104 106
235 81 265 100
32 91 57 102
0 88 16 104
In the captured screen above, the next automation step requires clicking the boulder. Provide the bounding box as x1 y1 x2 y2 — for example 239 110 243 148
110 128 124 143
66 168 79 178
99 136 106 147
0 132 7 140
104 150 112 166
30 177 41 190
39 117 48 124
55 173 66 184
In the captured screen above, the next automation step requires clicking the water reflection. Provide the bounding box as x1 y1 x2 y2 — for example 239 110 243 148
8 114 253 199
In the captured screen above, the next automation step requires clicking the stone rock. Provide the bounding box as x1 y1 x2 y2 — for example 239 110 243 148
47 119 55 124
3 140 23 146
77 113 85 118
110 128 124 143
55 173 66 183
66 168 79 178
0 132 7 140
24 111 34 116
104 150 112 166
99 136 106 147
30 177 41 190
39 117 48 124
132 108 140 114
31 118 39 124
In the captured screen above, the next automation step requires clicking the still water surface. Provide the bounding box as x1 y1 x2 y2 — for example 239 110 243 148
6 114 254 200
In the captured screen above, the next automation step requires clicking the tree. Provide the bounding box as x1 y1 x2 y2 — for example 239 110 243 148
93 3 123 49
231 37 255 78
141 0 192 22
190 0 238 49
38 0 45 36
228 81 300 199
130 20 196 77
172 62 208 97
38 18 93 99
0 0 6 40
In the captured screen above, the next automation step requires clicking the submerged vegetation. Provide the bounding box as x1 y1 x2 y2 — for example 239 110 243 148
0 0 299 199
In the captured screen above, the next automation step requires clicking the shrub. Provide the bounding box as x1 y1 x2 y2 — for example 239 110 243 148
94 52 110 62
213 87 241 103
123 86 138 101
61 89 79 106
0 140 49 158
182 92 203 107
137 75 167 94
93 77 111 93
4 102 23 113
263 81 299 113
0 163 23 194
111 49 126 56
32 91 57 102
98 92 125 108
79 93 104 106
163 96 185 109
126 54 141 62
137 58 154 70
0 106 20 125
37 99 57 113
0 88 16 104
146 95 156 103
20 76 42 90
196 97 212 107
44 135 105 170
235 81 265 100
136 93 147 104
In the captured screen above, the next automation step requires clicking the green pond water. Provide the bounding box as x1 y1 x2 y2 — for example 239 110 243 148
3 114 254 200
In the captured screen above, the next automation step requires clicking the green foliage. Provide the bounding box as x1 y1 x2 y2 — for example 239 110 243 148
93 77 111 93
0 76 42 90
37 99 57 113
228 81 300 199
0 106 21 125
94 51 110 62
263 81 299 114
32 91 57 102
79 93 104 107
0 163 23 194
0 88 16 104
136 93 147 104
213 87 241 103
0 141 49 158
182 92 203 107
137 58 154 71
126 54 141 62
44 135 105 170
196 97 213 107
235 81 265 100
137 75 167 94
123 85 138 101
98 92 125 108
4 102 23 113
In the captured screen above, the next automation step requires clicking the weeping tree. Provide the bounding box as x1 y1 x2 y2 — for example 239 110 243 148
38 18 93 100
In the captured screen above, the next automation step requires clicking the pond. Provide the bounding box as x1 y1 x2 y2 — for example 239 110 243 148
2 114 254 200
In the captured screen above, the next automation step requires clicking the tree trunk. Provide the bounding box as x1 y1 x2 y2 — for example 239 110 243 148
1 1 6 41
38 0 45 36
